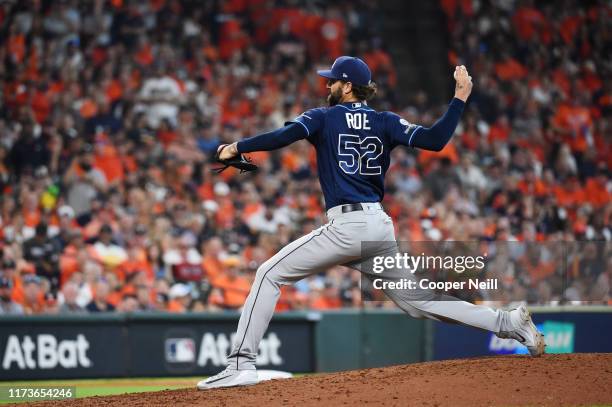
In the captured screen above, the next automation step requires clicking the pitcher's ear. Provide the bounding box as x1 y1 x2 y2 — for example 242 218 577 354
343 81 353 95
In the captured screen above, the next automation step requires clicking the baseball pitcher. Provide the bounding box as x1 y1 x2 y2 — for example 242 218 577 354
198 56 545 389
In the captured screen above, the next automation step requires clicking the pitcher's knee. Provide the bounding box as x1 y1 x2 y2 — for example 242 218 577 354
254 261 283 284
254 258 297 286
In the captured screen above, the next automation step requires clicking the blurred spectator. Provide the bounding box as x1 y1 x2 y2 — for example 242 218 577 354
424 158 461 201
167 283 192 313
163 232 204 283
153 278 171 311
51 205 77 252
20 274 45 315
0 274 23 315
247 199 291 234
63 148 108 220
85 278 115 312
23 223 60 291
7 119 50 178
309 280 342 310
210 256 250 310
117 294 140 313
135 284 154 312
137 64 184 129
90 224 127 269
201 237 225 283
58 281 85 314
455 152 486 201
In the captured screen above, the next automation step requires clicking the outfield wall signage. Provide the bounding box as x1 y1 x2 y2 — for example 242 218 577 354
127 319 313 376
0 321 126 380
0 314 315 380
433 311 612 360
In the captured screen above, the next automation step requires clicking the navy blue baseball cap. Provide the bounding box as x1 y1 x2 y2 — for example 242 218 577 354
317 56 372 86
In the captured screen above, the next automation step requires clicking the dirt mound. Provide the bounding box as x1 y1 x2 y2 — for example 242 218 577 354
30 353 612 407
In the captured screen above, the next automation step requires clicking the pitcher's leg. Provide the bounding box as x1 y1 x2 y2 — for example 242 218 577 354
227 221 361 370
365 271 510 332
391 296 509 332
382 281 543 355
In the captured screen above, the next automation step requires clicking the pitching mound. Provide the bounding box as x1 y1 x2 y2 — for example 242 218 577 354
35 353 612 407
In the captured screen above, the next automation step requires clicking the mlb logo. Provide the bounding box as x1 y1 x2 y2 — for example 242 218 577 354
165 338 196 363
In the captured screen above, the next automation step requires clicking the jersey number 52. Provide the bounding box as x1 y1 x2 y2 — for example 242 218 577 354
338 134 383 175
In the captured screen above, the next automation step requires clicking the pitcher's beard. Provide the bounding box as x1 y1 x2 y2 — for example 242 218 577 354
327 89 342 106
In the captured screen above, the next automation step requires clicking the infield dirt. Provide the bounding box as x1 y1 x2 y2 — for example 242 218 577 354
23 353 612 407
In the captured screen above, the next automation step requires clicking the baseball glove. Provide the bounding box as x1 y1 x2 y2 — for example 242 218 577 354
212 145 258 174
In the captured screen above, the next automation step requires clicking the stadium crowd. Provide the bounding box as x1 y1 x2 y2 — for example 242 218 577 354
0 0 609 315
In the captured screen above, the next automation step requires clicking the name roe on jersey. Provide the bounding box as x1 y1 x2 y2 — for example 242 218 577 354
345 113 370 130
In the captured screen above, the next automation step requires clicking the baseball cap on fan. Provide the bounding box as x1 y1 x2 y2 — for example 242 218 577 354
317 56 372 86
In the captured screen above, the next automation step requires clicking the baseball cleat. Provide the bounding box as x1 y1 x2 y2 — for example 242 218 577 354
197 367 259 390
496 305 546 357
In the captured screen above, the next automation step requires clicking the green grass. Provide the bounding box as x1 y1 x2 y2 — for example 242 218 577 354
0 377 200 404
0 375 307 404
2 377 606 406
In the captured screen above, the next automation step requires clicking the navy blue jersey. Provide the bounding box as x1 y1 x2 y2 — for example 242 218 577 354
287 102 421 210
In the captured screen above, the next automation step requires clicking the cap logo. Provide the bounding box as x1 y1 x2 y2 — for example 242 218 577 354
342 73 348 78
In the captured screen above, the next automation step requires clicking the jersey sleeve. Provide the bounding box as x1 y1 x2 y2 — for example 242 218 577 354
285 108 325 139
384 111 421 148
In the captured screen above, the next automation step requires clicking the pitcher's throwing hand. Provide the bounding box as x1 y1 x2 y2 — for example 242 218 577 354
454 65 473 102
